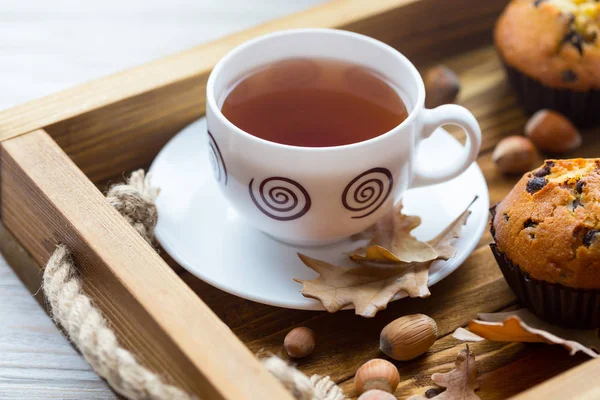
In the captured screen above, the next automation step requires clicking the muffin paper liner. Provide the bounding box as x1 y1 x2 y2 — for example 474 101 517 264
490 243 600 329
490 206 600 329
502 62 600 127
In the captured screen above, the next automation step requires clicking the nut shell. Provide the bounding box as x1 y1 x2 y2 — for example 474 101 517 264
492 136 537 174
283 327 315 358
424 65 460 108
355 359 400 395
380 314 437 361
525 109 582 154
357 389 397 400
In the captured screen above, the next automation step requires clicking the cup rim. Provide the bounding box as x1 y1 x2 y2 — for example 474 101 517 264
206 28 426 152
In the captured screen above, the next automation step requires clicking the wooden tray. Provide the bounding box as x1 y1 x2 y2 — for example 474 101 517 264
0 0 598 398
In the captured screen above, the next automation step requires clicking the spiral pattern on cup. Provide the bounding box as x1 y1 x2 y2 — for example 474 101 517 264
342 167 393 219
207 130 228 185
249 177 311 221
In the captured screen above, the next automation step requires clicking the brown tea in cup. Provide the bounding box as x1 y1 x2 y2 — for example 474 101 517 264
221 57 409 147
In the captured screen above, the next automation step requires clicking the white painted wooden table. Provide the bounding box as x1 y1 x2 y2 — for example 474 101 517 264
0 1 324 398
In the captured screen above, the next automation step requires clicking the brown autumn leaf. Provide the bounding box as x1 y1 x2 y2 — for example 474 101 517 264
349 202 438 263
408 345 480 400
293 198 475 317
295 254 430 317
453 309 600 358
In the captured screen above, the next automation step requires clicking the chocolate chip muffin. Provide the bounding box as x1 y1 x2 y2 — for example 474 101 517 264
495 0 600 125
491 159 600 328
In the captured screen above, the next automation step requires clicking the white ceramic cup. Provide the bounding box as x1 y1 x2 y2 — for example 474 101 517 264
206 28 481 246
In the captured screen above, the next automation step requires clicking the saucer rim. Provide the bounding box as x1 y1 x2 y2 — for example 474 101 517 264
151 118 490 311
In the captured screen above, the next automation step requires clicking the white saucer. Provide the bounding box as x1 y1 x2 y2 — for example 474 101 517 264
149 118 489 310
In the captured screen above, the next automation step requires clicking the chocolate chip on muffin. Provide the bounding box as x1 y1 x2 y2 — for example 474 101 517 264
570 198 583 210
563 30 584 54
583 229 600 247
533 161 555 177
526 176 548 193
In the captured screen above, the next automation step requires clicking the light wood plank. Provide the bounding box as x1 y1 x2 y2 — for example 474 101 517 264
0 239 115 399
0 129 292 399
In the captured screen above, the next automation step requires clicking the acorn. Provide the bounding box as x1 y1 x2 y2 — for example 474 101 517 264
357 389 398 400
355 359 400 395
380 314 437 361
284 327 315 358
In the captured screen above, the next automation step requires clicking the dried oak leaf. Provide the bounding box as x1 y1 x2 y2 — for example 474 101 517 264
452 309 600 358
295 254 430 317
294 199 474 317
349 202 438 263
408 345 480 400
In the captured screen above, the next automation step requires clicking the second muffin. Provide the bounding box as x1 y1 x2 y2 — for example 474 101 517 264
495 0 600 125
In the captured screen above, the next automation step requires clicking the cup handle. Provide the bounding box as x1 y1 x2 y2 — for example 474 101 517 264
410 104 482 188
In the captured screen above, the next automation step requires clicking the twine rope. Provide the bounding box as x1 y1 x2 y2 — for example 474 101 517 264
42 170 346 400
263 356 345 400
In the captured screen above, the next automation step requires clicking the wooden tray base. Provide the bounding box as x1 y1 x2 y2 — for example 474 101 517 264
2 1 599 398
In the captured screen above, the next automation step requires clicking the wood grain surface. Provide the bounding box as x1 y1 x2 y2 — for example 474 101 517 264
0 246 115 399
2 0 600 399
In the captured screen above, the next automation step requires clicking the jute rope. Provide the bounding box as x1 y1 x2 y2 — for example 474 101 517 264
262 356 345 400
106 170 159 245
42 170 346 400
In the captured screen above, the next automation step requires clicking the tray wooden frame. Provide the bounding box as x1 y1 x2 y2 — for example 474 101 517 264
0 0 598 398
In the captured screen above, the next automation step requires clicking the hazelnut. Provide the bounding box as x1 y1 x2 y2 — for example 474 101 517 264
424 65 460 108
358 390 397 400
492 136 537 174
283 327 315 358
355 359 400 395
525 109 582 153
380 314 437 361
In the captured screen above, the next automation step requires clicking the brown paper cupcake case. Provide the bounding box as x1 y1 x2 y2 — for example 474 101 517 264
490 206 600 329
503 62 600 127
